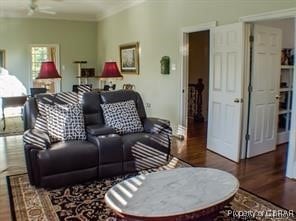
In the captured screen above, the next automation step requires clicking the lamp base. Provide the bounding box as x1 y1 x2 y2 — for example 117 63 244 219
103 84 116 91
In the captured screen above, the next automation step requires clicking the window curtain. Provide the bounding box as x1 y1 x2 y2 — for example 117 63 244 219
49 47 56 64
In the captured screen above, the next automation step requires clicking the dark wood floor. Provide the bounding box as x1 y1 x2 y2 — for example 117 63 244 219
0 121 295 220
172 119 296 211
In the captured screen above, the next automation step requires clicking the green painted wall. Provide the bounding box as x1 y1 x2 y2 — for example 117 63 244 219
97 0 296 130
0 18 97 92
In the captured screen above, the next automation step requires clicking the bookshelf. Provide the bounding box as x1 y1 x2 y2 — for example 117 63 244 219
277 65 293 144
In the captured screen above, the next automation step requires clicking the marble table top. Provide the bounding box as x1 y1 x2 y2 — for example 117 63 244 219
105 167 239 218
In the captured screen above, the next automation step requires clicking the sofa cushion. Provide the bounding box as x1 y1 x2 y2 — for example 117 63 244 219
46 103 86 141
86 125 116 136
81 92 105 126
121 133 169 162
100 100 143 134
37 141 98 176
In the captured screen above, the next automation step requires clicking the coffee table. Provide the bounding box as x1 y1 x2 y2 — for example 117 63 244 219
105 167 239 220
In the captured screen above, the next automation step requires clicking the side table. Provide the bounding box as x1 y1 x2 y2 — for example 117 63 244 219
1 96 27 130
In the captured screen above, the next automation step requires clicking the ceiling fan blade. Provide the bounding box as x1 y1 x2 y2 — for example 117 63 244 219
27 0 57 16
39 10 56 15
27 9 34 16
39 6 52 10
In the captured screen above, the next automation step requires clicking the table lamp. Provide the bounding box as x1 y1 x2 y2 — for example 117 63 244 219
36 61 61 91
99 61 123 90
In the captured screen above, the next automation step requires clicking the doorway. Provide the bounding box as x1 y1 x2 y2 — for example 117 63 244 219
181 22 244 163
245 18 295 164
180 10 296 178
187 30 209 142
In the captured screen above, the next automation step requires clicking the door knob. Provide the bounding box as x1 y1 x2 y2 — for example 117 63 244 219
275 95 280 99
234 98 241 103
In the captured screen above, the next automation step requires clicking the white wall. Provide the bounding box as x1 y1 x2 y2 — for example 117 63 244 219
97 0 296 132
0 18 97 93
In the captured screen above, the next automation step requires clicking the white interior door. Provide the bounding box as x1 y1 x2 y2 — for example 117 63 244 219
207 23 244 162
247 25 282 158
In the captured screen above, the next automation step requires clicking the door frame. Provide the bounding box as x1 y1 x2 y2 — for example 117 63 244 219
179 21 216 134
240 8 296 178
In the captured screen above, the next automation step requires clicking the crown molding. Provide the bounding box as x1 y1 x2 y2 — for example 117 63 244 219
240 8 296 22
96 0 146 21
0 0 146 22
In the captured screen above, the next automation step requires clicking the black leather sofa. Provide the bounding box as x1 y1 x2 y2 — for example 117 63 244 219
23 90 171 188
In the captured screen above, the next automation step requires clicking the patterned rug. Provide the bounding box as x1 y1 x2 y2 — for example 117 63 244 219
7 157 296 221
0 116 24 136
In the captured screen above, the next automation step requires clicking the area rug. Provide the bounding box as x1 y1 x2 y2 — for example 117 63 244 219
0 116 24 136
7 157 295 221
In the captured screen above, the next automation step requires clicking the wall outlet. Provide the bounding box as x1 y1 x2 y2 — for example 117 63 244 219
171 63 176 71
145 103 151 108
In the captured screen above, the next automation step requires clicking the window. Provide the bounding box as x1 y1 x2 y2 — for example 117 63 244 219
31 47 48 79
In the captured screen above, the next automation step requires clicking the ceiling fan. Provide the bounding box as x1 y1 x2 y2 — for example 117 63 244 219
28 0 57 16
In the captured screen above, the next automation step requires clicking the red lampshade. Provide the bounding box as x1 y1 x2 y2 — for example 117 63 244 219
36 61 61 79
100 61 123 78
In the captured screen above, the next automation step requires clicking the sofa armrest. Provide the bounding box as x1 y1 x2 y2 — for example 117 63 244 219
143 117 172 135
86 124 116 136
144 118 172 160
23 129 51 150
24 144 43 186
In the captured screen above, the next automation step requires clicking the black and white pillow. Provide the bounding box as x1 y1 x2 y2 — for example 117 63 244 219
36 92 78 116
100 100 143 134
34 115 48 133
35 92 79 134
45 104 63 142
35 95 53 132
36 94 55 116
62 104 86 141
55 91 78 104
23 129 51 149
46 103 86 141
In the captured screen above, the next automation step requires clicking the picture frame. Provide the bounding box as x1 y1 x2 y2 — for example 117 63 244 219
0 49 6 68
119 42 139 74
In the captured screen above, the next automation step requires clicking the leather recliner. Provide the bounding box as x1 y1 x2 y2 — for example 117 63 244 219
23 90 172 188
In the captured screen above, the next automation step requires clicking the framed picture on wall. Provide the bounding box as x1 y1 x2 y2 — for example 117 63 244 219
0 50 6 68
119 42 139 74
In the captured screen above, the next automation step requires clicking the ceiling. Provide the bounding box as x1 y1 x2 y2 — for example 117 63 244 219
0 0 145 21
